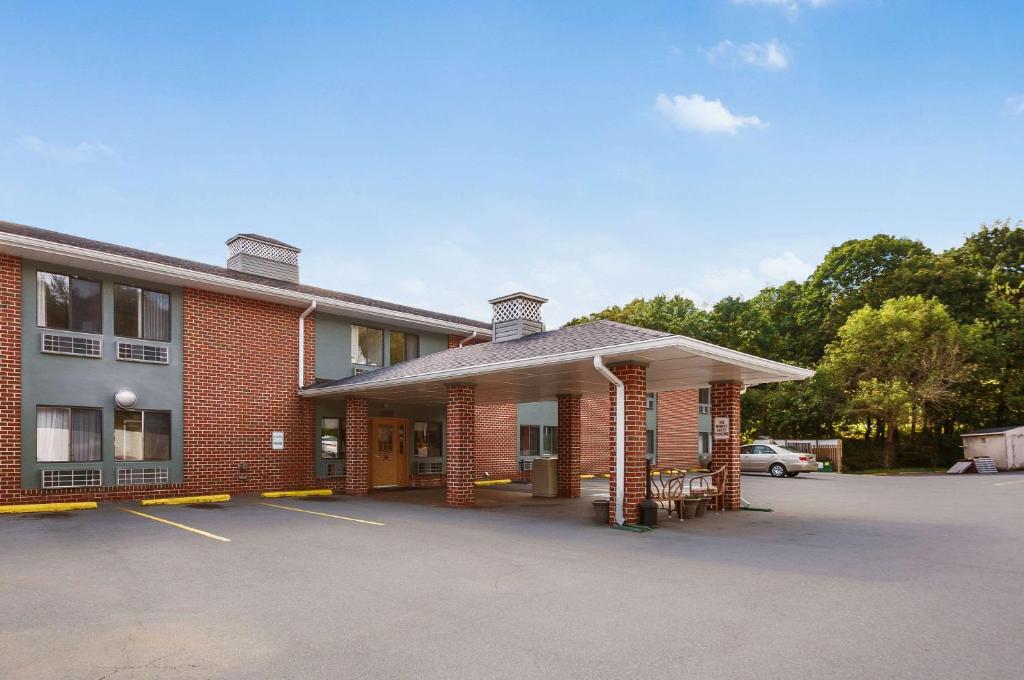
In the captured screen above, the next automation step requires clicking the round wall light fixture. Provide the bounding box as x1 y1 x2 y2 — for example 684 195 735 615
114 389 138 409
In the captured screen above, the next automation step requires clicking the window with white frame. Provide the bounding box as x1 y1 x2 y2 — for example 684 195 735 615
698 432 711 457
321 417 344 459
114 284 171 342
698 388 711 414
36 406 102 462
519 425 540 457
114 410 171 461
413 421 442 458
351 325 384 366
37 271 102 334
542 425 557 456
389 331 420 365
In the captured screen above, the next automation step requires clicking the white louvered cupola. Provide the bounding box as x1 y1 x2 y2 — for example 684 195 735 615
489 292 548 342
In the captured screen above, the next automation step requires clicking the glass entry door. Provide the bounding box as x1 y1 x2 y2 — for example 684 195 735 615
371 418 409 488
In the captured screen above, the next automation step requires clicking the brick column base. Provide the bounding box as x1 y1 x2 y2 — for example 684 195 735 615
711 381 741 511
608 363 647 525
556 394 581 498
446 384 475 507
344 398 369 496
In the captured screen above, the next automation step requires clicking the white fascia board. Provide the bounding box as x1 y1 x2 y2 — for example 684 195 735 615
0 231 490 337
299 336 814 397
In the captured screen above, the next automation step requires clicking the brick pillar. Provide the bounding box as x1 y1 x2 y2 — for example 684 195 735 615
608 363 647 525
711 381 742 511
344 398 369 496
556 394 581 498
446 383 475 507
0 255 22 505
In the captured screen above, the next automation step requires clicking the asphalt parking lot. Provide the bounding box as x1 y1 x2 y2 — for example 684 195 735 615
3 472 1023 680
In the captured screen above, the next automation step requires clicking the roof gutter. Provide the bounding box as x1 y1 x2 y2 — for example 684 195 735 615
298 300 316 387
458 330 479 348
593 355 625 526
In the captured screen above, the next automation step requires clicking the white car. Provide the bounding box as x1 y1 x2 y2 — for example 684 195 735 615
740 444 816 478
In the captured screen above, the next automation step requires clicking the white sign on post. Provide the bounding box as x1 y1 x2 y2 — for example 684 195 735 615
271 431 285 450
713 417 730 441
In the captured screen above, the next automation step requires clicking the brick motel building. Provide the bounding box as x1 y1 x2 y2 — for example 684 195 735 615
0 219 811 524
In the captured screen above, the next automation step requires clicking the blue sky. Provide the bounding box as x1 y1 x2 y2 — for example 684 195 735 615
1 1 1021 325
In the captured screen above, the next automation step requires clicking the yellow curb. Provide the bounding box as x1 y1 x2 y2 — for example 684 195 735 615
260 489 333 498
600 473 610 479
140 494 230 506
474 479 512 486
579 474 595 479
0 501 97 514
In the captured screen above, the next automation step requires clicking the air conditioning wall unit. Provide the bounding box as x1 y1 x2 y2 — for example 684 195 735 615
352 365 380 376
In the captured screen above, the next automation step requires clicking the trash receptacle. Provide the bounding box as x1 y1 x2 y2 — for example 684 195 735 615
532 456 558 498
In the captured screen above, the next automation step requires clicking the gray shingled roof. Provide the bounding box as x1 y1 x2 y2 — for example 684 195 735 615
307 320 671 390
0 219 490 331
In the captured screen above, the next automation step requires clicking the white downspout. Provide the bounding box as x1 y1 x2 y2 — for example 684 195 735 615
593 355 625 526
458 330 479 348
298 300 317 388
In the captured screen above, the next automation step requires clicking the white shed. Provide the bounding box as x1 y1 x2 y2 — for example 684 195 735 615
961 426 1024 471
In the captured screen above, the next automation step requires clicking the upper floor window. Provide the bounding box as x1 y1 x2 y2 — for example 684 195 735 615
389 331 420 365
114 284 171 342
37 271 102 334
36 406 102 462
114 409 171 461
351 325 383 366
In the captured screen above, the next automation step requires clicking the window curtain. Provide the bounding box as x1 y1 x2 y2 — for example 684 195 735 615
71 409 102 462
37 407 69 462
142 291 170 342
143 412 171 460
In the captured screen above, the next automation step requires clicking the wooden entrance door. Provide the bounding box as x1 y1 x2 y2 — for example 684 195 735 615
371 418 409 488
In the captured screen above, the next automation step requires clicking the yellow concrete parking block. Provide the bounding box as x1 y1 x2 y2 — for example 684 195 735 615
260 489 333 498
0 501 97 514
121 508 231 542
259 502 384 526
140 494 230 506
579 474 596 479
473 479 512 486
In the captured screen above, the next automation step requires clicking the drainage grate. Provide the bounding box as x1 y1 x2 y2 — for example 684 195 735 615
41 468 102 489
117 341 169 364
41 333 102 358
117 467 169 485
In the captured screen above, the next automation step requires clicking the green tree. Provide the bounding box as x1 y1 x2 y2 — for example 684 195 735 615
821 296 971 467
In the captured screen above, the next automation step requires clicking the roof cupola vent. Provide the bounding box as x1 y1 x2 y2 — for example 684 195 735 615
226 234 300 283
489 292 548 342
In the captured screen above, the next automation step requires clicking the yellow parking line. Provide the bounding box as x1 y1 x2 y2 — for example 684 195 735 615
120 508 231 542
259 502 384 526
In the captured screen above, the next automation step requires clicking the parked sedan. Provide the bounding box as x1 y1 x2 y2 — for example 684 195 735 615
740 444 816 477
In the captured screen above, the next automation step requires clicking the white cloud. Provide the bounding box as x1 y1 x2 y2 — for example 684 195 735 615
15 135 116 164
758 251 814 282
697 252 814 300
705 39 791 70
730 0 832 19
1007 94 1024 115
654 93 766 135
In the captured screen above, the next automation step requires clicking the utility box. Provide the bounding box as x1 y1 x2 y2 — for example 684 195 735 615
532 457 558 498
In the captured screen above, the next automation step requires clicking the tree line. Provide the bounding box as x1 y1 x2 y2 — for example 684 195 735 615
568 219 1024 470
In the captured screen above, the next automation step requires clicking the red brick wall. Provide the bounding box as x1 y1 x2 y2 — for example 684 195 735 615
608 363 647 525
447 333 488 349
445 383 475 506
580 394 609 474
0 255 22 504
656 390 699 470
474 402 519 480
711 381 741 511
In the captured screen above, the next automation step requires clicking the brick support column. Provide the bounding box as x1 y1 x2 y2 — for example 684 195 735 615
344 398 369 496
608 363 647 525
0 255 22 505
711 381 742 511
446 383 475 507
556 394 581 498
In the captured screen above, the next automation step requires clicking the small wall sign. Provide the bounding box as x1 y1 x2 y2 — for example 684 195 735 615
271 431 285 450
713 417 730 441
